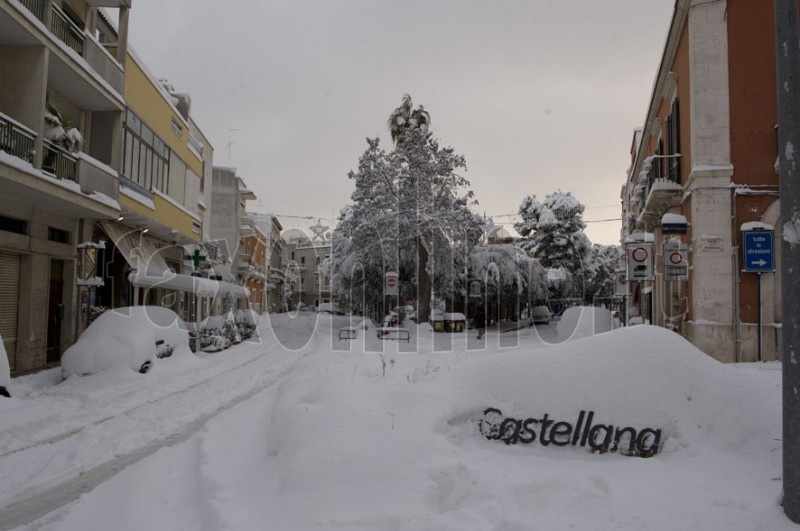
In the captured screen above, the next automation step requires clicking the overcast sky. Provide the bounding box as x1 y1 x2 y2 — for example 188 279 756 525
127 1 674 245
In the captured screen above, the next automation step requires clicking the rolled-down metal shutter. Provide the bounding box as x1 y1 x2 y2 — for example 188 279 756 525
0 252 20 371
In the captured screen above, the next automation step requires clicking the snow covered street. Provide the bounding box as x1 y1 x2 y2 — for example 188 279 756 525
0 314 312 528
0 311 794 530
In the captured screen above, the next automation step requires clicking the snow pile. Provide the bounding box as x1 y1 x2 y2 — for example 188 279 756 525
556 305 615 341
0 334 10 393
4 316 790 530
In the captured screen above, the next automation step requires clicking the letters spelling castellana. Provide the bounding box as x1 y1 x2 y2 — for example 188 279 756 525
479 408 663 458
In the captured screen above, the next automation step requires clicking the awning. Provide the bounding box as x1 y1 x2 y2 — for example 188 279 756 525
128 270 249 298
99 221 169 275
102 221 249 298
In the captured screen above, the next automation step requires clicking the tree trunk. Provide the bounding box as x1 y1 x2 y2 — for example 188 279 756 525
417 236 431 323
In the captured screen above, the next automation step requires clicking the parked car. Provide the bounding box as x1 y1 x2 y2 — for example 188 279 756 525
183 321 199 352
317 302 345 315
531 305 553 325
61 306 192 377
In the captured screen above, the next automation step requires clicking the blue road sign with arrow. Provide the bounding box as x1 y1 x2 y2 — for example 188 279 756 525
743 231 774 272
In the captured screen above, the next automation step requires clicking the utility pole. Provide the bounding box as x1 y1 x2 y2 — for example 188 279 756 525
774 0 800 523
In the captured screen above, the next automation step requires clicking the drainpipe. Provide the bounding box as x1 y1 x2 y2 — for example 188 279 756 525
74 219 84 343
731 187 741 362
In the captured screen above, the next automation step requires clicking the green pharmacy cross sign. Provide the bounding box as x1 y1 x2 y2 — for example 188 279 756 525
186 248 206 270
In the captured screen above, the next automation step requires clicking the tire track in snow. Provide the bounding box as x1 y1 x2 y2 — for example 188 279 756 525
0 336 319 530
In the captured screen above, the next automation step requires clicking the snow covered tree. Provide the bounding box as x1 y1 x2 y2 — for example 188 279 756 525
332 95 483 322
584 243 622 304
469 244 548 318
514 191 592 300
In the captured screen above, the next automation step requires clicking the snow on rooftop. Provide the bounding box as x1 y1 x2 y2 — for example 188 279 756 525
661 213 687 225
740 221 774 232
624 231 655 243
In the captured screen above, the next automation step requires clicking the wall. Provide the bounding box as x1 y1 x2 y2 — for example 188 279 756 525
0 46 47 132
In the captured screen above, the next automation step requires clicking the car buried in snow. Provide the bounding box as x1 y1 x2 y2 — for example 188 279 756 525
61 306 192 377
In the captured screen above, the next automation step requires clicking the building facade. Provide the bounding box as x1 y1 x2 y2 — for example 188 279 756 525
280 227 331 311
247 212 285 313
238 215 267 313
92 50 205 317
0 0 130 372
621 0 785 362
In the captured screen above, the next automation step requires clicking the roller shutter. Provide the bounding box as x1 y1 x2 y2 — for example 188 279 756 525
0 252 20 371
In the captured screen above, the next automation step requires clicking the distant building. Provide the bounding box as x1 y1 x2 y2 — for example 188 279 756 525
247 212 285 312
238 215 268 313
281 225 331 311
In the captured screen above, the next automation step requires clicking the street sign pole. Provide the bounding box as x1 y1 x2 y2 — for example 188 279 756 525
757 272 762 362
775 0 800 521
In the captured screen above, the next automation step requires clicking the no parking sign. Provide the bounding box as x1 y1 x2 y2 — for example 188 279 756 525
663 240 688 281
627 243 653 281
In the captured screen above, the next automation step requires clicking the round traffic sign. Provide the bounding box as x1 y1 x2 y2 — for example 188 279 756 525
631 247 649 263
669 252 684 265
386 277 397 288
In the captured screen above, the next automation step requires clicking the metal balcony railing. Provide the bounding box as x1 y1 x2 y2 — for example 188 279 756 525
17 1 85 55
19 0 45 22
42 140 77 181
50 4 85 55
0 112 36 164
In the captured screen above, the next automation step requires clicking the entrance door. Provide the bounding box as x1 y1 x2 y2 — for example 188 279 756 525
46 259 65 364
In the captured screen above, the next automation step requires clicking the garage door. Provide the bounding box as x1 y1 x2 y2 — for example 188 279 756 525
0 252 20 371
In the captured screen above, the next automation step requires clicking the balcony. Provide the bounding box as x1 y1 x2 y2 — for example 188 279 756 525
0 112 35 164
6 0 126 100
42 139 77 181
50 3 84 55
637 178 682 228
75 151 118 198
2 111 118 198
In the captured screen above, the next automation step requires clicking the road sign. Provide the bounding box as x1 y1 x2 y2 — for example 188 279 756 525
742 231 774 272
385 272 399 296
627 243 653 281
663 240 688 281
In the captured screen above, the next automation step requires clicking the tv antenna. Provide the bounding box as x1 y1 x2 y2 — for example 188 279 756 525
226 128 238 164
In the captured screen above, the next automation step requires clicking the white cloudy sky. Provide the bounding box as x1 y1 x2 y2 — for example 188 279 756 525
126 1 674 245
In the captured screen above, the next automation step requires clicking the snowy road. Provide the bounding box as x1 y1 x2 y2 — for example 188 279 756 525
0 314 319 529
2 312 791 530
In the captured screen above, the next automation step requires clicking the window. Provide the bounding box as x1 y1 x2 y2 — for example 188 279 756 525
170 118 183 138
122 108 171 194
48 227 70 244
666 98 681 182
0 215 27 235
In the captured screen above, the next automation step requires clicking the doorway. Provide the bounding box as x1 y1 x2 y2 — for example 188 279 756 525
46 259 65 363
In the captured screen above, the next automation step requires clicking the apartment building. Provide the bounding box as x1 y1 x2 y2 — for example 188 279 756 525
621 0 784 362
0 0 130 372
92 49 205 310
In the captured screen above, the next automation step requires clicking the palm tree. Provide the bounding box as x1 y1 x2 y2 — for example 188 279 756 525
386 95 436 321
387 94 430 145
